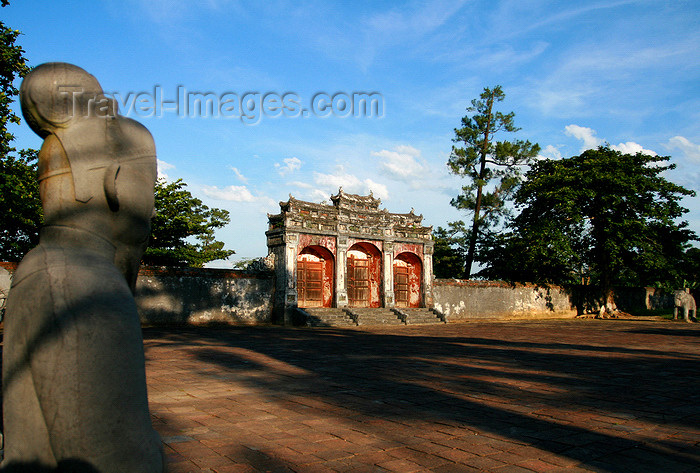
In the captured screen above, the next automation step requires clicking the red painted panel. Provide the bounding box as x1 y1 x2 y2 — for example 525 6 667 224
348 238 383 253
393 242 423 259
298 245 334 307
298 234 337 257
394 252 422 308
347 242 382 308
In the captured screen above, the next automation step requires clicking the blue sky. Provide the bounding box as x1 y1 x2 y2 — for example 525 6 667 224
5 0 700 266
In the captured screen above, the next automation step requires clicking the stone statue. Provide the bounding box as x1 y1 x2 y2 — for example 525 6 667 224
673 288 697 323
1 63 164 472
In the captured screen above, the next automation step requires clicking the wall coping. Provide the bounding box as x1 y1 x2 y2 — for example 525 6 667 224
138 266 272 279
434 278 561 289
0 262 272 280
433 279 662 292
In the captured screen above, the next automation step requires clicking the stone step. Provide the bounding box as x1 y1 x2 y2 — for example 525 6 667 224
300 308 358 327
303 308 347 316
395 308 446 324
350 308 396 315
301 307 445 327
308 319 356 327
357 318 404 326
346 308 405 325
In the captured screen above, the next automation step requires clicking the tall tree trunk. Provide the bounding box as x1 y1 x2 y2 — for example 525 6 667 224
596 232 617 317
464 91 494 279
465 162 485 278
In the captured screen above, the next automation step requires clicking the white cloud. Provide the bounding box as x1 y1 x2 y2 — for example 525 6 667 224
201 185 256 202
275 157 302 176
537 145 563 160
229 166 248 183
565 125 657 156
157 159 176 181
565 124 602 152
610 141 656 156
372 145 428 180
288 180 314 189
312 165 389 200
365 0 467 38
667 136 700 163
130 0 242 24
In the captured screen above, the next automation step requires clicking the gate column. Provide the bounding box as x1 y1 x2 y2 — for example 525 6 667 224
335 236 348 308
383 242 394 307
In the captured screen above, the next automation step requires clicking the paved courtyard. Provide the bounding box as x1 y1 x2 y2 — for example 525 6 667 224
144 319 700 473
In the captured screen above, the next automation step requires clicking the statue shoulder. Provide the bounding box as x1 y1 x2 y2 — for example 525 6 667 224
116 117 156 156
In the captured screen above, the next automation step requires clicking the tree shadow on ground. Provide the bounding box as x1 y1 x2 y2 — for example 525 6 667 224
145 322 700 471
625 327 700 337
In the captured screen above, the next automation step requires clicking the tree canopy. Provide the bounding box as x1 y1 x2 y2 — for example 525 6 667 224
479 146 697 312
0 3 39 261
0 4 30 158
0 149 42 260
432 222 468 279
447 86 540 278
143 178 235 267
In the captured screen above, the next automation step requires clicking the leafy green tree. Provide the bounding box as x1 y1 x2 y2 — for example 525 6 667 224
0 2 38 261
1 2 30 158
680 247 700 287
432 222 468 278
477 220 589 285
144 178 235 267
0 148 42 260
447 86 540 278
484 146 696 314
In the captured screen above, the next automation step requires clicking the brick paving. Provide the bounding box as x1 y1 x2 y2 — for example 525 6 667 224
144 319 700 472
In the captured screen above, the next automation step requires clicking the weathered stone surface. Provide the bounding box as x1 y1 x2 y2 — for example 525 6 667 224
2 63 164 472
4 260 680 325
0 266 10 320
433 280 577 320
136 266 273 325
673 289 697 322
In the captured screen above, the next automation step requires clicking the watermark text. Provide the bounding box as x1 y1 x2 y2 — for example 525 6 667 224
58 86 384 125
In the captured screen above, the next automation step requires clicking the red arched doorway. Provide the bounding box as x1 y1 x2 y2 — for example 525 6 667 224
297 245 334 308
347 242 382 308
394 252 422 308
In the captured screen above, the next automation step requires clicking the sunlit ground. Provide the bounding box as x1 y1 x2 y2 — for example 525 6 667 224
144 319 700 472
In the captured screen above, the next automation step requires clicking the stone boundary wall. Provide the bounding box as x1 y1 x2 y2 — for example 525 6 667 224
136 266 274 325
0 263 274 325
0 263 676 324
433 279 674 321
433 279 577 320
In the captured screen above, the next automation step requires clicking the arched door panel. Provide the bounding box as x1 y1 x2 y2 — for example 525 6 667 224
297 246 334 307
394 252 422 308
347 243 382 308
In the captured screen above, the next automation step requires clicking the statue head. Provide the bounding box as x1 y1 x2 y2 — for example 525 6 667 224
21 63 157 289
20 62 116 138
